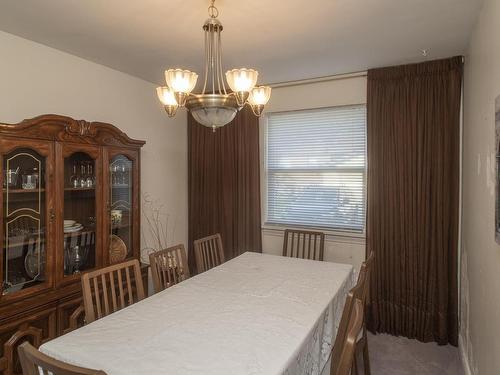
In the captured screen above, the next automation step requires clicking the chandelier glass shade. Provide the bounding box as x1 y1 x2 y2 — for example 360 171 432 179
156 0 271 130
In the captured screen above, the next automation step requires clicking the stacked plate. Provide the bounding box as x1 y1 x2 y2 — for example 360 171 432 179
64 220 83 233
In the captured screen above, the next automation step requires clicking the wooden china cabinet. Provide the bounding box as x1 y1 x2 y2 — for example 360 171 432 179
0 115 145 374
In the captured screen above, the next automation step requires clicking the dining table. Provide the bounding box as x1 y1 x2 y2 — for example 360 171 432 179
40 252 354 375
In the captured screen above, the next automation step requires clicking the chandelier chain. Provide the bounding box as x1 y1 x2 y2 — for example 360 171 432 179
208 0 218 18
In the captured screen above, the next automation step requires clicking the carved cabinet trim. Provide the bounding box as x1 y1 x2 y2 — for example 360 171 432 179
0 115 145 148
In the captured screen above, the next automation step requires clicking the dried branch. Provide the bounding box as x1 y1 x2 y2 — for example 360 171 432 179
141 193 172 263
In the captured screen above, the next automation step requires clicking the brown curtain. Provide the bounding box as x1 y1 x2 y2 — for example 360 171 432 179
366 57 462 345
188 106 262 273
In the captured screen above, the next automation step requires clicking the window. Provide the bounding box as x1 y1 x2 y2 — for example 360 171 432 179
265 105 366 233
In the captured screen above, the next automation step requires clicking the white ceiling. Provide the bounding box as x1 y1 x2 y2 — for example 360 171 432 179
0 0 482 85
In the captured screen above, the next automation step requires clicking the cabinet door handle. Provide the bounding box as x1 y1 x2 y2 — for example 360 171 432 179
50 209 56 222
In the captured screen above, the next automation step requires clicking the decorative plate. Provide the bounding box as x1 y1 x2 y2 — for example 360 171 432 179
64 224 83 233
24 247 46 280
109 235 127 264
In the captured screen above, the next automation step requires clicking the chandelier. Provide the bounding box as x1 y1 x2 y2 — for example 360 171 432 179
156 0 272 131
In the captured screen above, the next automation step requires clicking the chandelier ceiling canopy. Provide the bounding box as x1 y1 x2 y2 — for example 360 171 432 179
156 0 271 131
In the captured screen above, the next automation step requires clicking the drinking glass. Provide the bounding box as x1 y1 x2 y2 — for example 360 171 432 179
70 162 79 188
79 163 87 188
86 163 94 188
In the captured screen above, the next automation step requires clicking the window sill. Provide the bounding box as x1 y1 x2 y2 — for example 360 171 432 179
261 224 366 244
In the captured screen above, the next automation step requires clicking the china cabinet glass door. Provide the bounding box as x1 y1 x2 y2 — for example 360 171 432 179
61 147 101 279
1 141 53 297
108 154 134 263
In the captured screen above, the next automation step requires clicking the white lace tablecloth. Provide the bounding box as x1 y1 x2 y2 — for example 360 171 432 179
41 252 354 375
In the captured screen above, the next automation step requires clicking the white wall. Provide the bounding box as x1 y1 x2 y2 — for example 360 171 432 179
461 0 500 373
0 31 188 257
260 75 367 270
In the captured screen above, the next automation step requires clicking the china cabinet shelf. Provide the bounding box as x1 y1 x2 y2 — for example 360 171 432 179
64 187 96 191
0 114 145 374
2 188 45 193
4 237 45 249
3 229 95 249
63 228 95 237
111 223 131 230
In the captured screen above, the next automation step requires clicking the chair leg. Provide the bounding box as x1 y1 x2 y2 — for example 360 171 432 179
362 327 371 375
352 354 359 375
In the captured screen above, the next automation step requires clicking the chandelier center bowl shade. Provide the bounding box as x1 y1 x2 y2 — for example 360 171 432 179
156 0 271 130
187 94 239 128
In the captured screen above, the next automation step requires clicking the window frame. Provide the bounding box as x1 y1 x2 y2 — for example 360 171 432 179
260 104 367 238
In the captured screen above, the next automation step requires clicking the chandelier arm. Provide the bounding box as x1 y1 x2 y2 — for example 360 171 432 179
213 30 218 95
211 29 216 95
207 26 212 94
215 28 222 95
218 31 225 95
218 30 227 95
207 28 212 95
202 29 209 95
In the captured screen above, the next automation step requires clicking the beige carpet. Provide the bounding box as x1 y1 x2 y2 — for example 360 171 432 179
362 332 465 374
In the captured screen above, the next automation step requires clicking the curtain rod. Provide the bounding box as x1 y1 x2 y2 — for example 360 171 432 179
268 71 367 88
268 55 465 88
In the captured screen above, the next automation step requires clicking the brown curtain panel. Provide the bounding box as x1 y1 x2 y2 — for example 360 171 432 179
366 57 462 345
188 106 262 273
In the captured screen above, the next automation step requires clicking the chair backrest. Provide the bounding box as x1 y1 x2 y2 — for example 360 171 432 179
193 233 225 274
149 244 190 293
282 229 325 261
18 342 107 375
349 250 375 306
332 299 364 375
361 250 375 304
81 259 145 324
330 251 374 371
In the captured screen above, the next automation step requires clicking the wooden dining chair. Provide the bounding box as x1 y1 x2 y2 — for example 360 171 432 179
149 244 190 293
282 229 325 261
18 341 107 375
331 251 375 375
81 259 145 324
355 251 375 374
193 233 225 274
331 299 364 375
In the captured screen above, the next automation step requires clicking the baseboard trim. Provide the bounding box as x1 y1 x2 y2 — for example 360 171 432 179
459 334 474 375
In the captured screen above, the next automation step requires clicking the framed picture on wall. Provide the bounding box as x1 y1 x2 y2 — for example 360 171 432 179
496 95 500 244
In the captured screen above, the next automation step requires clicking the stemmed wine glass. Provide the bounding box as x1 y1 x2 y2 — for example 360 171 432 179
79 162 87 188
70 162 79 188
112 164 118 186
71 245 89 274
86 163 95 188
120 164 127 185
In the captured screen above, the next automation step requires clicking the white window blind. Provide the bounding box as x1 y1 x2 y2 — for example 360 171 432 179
266 105 366 232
